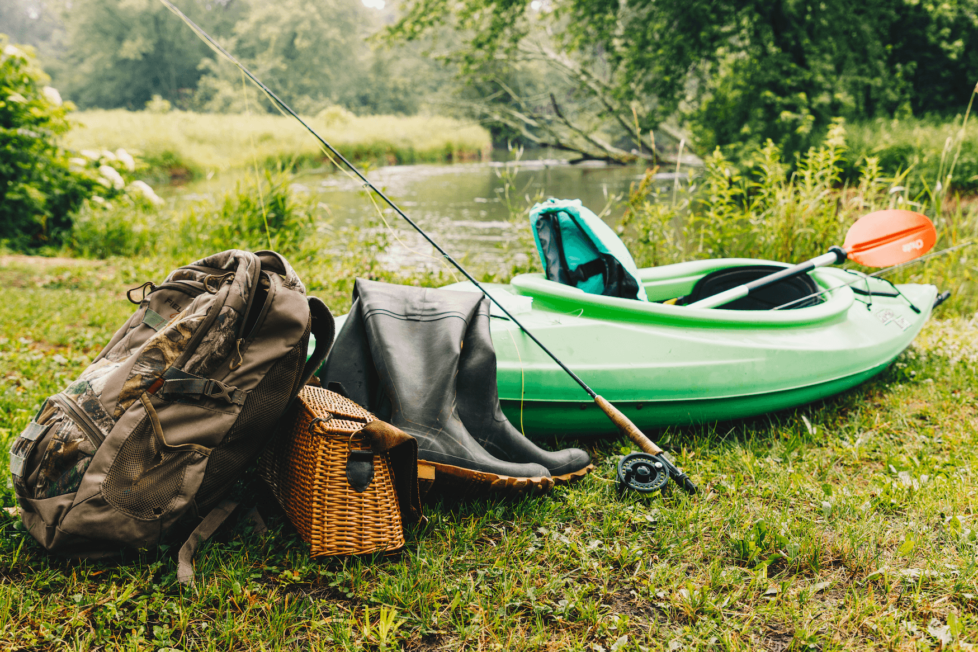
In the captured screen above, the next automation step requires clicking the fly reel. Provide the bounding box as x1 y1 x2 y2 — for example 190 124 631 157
617 452 670 494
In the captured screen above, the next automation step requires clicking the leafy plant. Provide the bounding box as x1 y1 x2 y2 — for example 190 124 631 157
362 606 406 651
0 38 98 250
729 519 789 568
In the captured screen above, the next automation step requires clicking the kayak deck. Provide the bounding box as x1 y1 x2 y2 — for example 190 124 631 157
445 258 938 437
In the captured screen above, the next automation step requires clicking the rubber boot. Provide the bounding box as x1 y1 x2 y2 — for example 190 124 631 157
319 279 553 495
456 299 593 483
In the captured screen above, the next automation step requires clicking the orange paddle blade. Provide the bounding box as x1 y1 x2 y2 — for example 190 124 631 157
843 209 936 267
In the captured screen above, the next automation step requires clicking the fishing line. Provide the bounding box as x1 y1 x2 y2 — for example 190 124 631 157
502 326 527 438
242 70 274 250
157 0 599 399
162 0 455 277
771 241 976 311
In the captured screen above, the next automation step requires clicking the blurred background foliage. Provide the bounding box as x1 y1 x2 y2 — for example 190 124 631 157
1 0 456 116
3 0 977 165
388 0 978 162
2 0 978 255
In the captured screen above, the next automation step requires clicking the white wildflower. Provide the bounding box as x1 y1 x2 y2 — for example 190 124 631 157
100 149 117 162
91 196 105 205
3 45 25 59
7 92 27 103
68 157 87 167
115 148 136 172
98 165 125 190
80 149 100 161
128 180 164 207
42 86 62 106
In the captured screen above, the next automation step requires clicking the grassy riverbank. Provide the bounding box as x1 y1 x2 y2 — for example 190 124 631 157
63 110 492 183
1 255 976 650
2 122 978 649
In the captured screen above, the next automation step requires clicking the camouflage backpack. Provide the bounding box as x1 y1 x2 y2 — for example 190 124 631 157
9 250 333 576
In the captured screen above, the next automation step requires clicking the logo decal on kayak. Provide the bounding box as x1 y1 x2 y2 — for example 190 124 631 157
875 309 911 331
902 238 925 253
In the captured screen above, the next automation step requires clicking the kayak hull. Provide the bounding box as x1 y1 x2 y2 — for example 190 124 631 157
444 258 937 438
498 360 891 436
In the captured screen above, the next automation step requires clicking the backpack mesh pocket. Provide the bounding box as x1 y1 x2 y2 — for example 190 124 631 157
104 402 207 520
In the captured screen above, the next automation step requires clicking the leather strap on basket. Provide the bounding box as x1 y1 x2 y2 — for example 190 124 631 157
361 420 423 523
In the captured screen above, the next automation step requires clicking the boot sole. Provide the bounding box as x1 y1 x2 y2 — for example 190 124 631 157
552 463 595 485
418 461 554 498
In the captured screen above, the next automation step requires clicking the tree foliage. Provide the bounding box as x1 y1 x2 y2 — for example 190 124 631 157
6 0 457 116
0 38 96 250
49 0 240 110
389 0 978 157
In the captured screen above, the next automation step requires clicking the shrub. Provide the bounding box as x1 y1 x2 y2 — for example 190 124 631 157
845 114 978 193
175 170 315 255
0 37 99 250
69 200 157 259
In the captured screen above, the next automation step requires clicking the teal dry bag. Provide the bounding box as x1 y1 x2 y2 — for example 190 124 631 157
530 198 647 302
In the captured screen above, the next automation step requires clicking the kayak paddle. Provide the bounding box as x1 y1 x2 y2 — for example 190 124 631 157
688 209 937 309
158 0 697 495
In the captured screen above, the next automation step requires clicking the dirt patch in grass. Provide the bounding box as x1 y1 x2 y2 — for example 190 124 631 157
0 255 101 268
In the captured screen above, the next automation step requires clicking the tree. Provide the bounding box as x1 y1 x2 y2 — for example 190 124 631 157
387 0 978 159
194 0 457 116
193 0 371 114
49 0 241 109
0 1 63 54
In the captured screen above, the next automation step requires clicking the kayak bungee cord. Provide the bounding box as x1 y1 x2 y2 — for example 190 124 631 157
157 0 696 494
770 241 976 311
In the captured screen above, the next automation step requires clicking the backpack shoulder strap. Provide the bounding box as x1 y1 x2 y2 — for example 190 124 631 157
302 297 334 385
176 499 267 586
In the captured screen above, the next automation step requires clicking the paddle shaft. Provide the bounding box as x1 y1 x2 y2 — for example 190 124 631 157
689 247 848 309
156 0 696 494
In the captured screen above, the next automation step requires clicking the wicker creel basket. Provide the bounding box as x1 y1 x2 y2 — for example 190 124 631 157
259 385 421 558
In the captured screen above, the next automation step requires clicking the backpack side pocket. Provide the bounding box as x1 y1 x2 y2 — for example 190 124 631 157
103 393 210 521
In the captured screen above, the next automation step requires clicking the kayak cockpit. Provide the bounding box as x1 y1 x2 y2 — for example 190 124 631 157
507 258 858 328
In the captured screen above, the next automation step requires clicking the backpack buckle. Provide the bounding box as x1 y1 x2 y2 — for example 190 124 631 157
202 380 236 404
158 373 246 406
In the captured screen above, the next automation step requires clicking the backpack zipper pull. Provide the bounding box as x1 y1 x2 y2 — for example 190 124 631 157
229 338 245 370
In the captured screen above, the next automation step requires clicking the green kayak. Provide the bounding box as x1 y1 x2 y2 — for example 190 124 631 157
442 258 938 437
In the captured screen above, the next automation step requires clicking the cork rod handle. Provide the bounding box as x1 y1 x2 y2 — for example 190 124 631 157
594 395 663 455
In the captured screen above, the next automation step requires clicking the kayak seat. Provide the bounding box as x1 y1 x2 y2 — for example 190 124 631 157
531 198 648 302
677 265 822 310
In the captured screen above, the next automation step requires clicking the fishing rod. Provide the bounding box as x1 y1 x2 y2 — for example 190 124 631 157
157 0 696 494
771 241 976 311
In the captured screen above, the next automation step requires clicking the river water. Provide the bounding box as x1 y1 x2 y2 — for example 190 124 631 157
170 150 690 272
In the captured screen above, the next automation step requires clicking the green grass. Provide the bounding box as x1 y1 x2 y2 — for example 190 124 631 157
3 122 978 650
1 255 977 650
62 109 492 182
